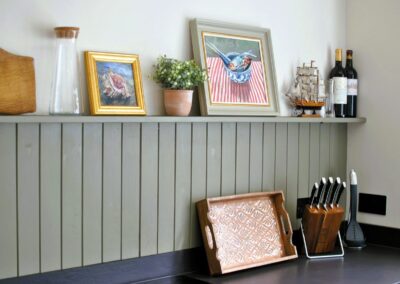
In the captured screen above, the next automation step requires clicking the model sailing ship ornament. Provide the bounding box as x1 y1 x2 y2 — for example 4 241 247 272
286 61 326 117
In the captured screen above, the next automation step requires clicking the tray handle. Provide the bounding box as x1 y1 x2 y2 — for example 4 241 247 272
275 192 297 255
204 213 218 253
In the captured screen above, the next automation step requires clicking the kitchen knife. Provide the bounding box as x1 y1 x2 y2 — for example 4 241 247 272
329 177 341 206
316 177 327 207
309 182 319 207
334 181 346 206
322 177 334 207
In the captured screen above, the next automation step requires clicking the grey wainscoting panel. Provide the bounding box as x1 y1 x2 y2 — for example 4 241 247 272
0 124 17 279
17 124 40 276
158 123 176 254
262 123 276 191
221 123 236 196
275 123 288 194
319 123 331 178
82 123 103 266
286 123 299 226
308 124 320 193
40 123 62 272
235 123 250 194
62 123 83 269
121 123 141 259
102 123 122 262
140 123 158 257
190 123 207 248
174 123 192 251
249 123 263 192
206 123 221 198
0 120 351 279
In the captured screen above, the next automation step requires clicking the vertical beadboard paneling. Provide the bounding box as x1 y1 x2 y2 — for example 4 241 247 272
309 124 320 192
140 123 158 256
221 123 236 196
298 123 311 225
249 123 263 192
121 123 141 259
17 124 40 276
102 123 122 262
62 123 82 269
286 124 299 227
158 123 175 253
262 123 276 191
319 123 331 178
190 123 207 247
82 123 102 266
0 124 17 279
236 123 250 194
275 123 288 194
175 123 192 250
206 123 221 198
40 124 61 272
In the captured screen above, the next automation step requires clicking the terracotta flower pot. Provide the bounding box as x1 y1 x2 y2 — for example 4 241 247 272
163 89 193 116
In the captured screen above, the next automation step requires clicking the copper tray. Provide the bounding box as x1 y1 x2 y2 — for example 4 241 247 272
197 192 298 275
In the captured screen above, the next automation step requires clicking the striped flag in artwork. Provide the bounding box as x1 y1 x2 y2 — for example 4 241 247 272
206 57 269 105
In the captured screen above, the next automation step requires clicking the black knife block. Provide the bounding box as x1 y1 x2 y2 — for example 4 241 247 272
302 205 344 254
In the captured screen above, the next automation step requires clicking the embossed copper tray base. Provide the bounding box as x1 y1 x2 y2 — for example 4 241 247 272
197 192 298 275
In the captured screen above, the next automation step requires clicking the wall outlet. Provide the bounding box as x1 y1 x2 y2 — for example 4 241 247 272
359 193 387 215
296 197 310 219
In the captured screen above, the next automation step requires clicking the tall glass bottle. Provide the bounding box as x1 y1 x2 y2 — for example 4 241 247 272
329 49 347 118
50 27 83 115
345 50 358 117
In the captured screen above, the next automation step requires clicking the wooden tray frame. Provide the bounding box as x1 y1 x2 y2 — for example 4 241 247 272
196 192 298 275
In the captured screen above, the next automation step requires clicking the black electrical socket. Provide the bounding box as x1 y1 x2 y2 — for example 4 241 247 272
296 197 310 219
358 193 387 215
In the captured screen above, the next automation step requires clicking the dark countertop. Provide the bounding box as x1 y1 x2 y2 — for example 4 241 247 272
183 245 400 284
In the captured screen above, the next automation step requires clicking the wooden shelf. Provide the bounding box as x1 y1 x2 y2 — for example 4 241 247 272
0 115 366 124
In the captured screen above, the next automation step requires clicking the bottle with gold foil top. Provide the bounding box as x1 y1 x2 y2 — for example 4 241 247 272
50 27 83 114
329 48 347 117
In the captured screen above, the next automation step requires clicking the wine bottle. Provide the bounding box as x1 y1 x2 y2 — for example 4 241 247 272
329 49 347 117
345 50 358 117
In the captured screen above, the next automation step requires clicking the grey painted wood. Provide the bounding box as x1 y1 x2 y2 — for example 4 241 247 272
221 123 236 196
102 123 122 262
0 124 17 279
319 123 331 178
140 123 158 256
262 123 276 191
236 123 250 194
0 116 367 124
309 124 320 192
175 123 192 251
286 124 299 226
190 123 207 248
298 125 311 194
249 123 263 192
206 123 221 197
158 123 176 253
62 123 83 269
121 123 141 259
0 120 352 279
17 124 40 276
82 123 102 266
40 124 61 272
275 123 288 194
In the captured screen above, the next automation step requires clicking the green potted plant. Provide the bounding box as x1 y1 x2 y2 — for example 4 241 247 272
153 55 207 116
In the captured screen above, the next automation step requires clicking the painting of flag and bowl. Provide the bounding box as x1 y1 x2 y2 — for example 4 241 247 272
204 33 268 105
191 19 280 116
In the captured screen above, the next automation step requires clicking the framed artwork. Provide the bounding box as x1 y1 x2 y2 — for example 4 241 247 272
85 51 146 115
190 19 280 116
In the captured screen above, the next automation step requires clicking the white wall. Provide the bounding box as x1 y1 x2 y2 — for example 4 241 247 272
347 0 400 228
0 0 346 115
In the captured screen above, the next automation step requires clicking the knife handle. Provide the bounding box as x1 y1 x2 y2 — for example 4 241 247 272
316 178 327 206
323 177 334 204
309 182 319 206
335 182 346 206
329 178 341 205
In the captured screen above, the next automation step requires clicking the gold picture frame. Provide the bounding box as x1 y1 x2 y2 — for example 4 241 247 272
85 51 146 115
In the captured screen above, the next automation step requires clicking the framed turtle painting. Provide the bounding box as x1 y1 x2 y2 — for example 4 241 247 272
85 51 146 115
190 19 280 116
